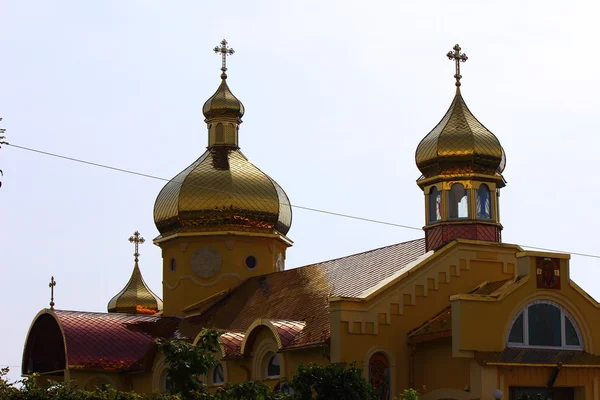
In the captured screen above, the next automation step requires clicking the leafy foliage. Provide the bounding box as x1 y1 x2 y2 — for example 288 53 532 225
289 362 378 400
0 329 402 400
397 388 421 400
157 329 222 398
213 381 289 400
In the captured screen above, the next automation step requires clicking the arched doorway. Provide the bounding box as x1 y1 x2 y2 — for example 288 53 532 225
368 352 390 400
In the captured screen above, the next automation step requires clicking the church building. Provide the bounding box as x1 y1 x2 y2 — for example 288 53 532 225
21 42 600 400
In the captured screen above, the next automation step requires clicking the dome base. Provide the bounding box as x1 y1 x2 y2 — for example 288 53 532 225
424 222 501 252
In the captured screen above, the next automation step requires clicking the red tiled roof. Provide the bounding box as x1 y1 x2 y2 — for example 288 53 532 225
220 331 245 357
25 238 426 372
182 238 426 349
407 306 451 344
271 320 306 348
55 310 180 371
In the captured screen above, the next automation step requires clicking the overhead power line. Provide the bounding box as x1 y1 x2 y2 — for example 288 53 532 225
6 143 422 231
6 143 600 260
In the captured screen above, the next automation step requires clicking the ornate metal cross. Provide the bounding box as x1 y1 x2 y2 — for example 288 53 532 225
214 39 235 73
447 44 468 87
49 276 56 310
129 231 145 263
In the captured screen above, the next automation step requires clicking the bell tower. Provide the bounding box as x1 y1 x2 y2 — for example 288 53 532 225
415 44 506 252
153 40 293 316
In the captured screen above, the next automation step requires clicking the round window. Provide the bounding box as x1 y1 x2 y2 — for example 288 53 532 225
169 258 176 272
245 256 257 269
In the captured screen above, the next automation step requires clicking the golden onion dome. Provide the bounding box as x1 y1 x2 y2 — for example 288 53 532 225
415 88 506 180
153 149 292 237
108 232 163 315
202 76 245 121
107 263 163 314
154 41 291 239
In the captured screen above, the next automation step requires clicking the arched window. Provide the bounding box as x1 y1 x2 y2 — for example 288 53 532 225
212 363 225 385
368 352 390 400
476 184 492 220
508 301 582 349
226 123 236 143
266 353 280 378
428 187 442 223
215 123 225 143
449 183 468 219
159 369 172 392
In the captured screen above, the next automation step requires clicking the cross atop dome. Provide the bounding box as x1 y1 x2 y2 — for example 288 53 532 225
446 44 468 87
214 39 235 79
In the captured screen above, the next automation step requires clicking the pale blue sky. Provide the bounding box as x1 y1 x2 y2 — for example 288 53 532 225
2 0 600 384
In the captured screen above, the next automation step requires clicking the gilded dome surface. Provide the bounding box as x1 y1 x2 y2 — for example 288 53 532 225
416 89 506 179
202 78 245 121
108 263 163 315
153 148 292 237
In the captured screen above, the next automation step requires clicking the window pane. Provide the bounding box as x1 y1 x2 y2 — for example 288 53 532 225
428 187 441 223
449 184 468 219
565 317 580 346
476 184 491 219
508 313 524 343
267 354 280 377
212 363 224 384
528 304 561 346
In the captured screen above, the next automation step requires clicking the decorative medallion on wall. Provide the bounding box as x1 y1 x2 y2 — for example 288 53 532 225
191 246 222 279
536 257 560 290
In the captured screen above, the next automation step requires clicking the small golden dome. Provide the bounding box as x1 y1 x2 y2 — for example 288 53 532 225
108 264 163 315
202 76 245 121
108 231 163 315
415 89 506 180
153 149 292 237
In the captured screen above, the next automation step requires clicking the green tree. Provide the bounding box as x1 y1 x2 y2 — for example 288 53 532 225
158 329 222 399
398 388 420 400
213 381 286 400
289 362 378 400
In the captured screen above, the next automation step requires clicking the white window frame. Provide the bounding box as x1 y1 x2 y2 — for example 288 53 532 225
507 300 583 350
265 353 281 379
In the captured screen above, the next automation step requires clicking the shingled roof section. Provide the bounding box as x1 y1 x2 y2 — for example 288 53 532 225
182 238 426 350
55 310 180 371
407 306 451 344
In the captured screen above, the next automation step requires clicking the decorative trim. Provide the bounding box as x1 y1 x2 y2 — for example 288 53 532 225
153 230 293 246
240 319 283 354
21 309 70 375
163 273 243 290
151 354 169 392
251 338 283 380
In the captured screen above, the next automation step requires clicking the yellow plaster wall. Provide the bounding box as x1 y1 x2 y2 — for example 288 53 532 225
130 370 155 393
332 241 519 396
158 234 288 316
452 254 600 355
68 370 125 391
413 338 471 393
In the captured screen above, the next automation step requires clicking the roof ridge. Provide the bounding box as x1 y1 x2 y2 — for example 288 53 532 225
51 309 179 319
